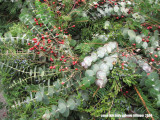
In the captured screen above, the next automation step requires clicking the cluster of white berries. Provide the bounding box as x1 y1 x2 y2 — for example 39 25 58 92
81 42 117 68
81 42 118 88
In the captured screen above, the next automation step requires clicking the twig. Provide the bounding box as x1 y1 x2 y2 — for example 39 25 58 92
134 85 154 120
93 87 100 97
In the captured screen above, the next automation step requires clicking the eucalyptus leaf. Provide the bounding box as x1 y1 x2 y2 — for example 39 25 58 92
67 98 75 110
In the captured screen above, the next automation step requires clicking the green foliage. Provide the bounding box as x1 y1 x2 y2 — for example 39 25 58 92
0 0 159 120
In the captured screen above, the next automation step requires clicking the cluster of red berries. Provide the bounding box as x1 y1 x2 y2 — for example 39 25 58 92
28 30 79 72
121 62 125 69
142 37 150 43
75 0 86 5
147 26 152 30
120 88 129 96
115 15 125 20
34 18 44 27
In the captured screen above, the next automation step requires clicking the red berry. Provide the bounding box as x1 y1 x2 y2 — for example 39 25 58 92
57 11 60 14
72 25 75 27
50 57 54 61
123 93 126 96
142 39 145 41
116 17 119 19
146 39 149 42
32 38 37 41
53 66 56 69
154 55 158 58
126 91 128 94
50 66 53 69
132 43 136 46
37 42 40 45
60 58 63 61
61 55 64 58
34 45 37 48
72 61 75 65
121 62 124 66
58 27 61 30
151 58 154 62
37 52 40 54
64 59 67 62
122 66 124 69
29 48 33 50
147 73 150 75
50 51 54 53
115 3 117 5
53 2 55 4
41 36 45 39
75 68 78 70
62 69 65 71
40 46 44 49
48 39 51 43
34 18 37 21
121 16 124 18
34 41 37 43
61 82 65 85
65 67 68 70
28 43 30 45
75 61 77 64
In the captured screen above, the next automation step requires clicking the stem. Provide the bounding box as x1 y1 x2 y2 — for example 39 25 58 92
134 85 154 120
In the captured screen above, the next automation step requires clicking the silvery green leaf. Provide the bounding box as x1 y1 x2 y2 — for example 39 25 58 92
35 92 42 102
96 70 106 79
58 99 66 114
67 99 75 110
104 21 110 29
26 97 30 103
122 56 129 62
75 99 81 106
42 110 50 120
105 46 112 53
91 52 98 62
97 8 105 16
48 87 53 97
81 92 89 101
91 64 99 73
108 7 113 13
105 8 109 14
142 63 151 73
51 105 57 117
120 2 126 7
114 5 119 12
135 36 142 43
95 78 108 88
62 107 69 117
85 70 95 77
142 42 148 49
98 47 106 53
97 50 105 58
99 63 109 72
151 41 159 48
128 30 136 40
84 56 92 66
